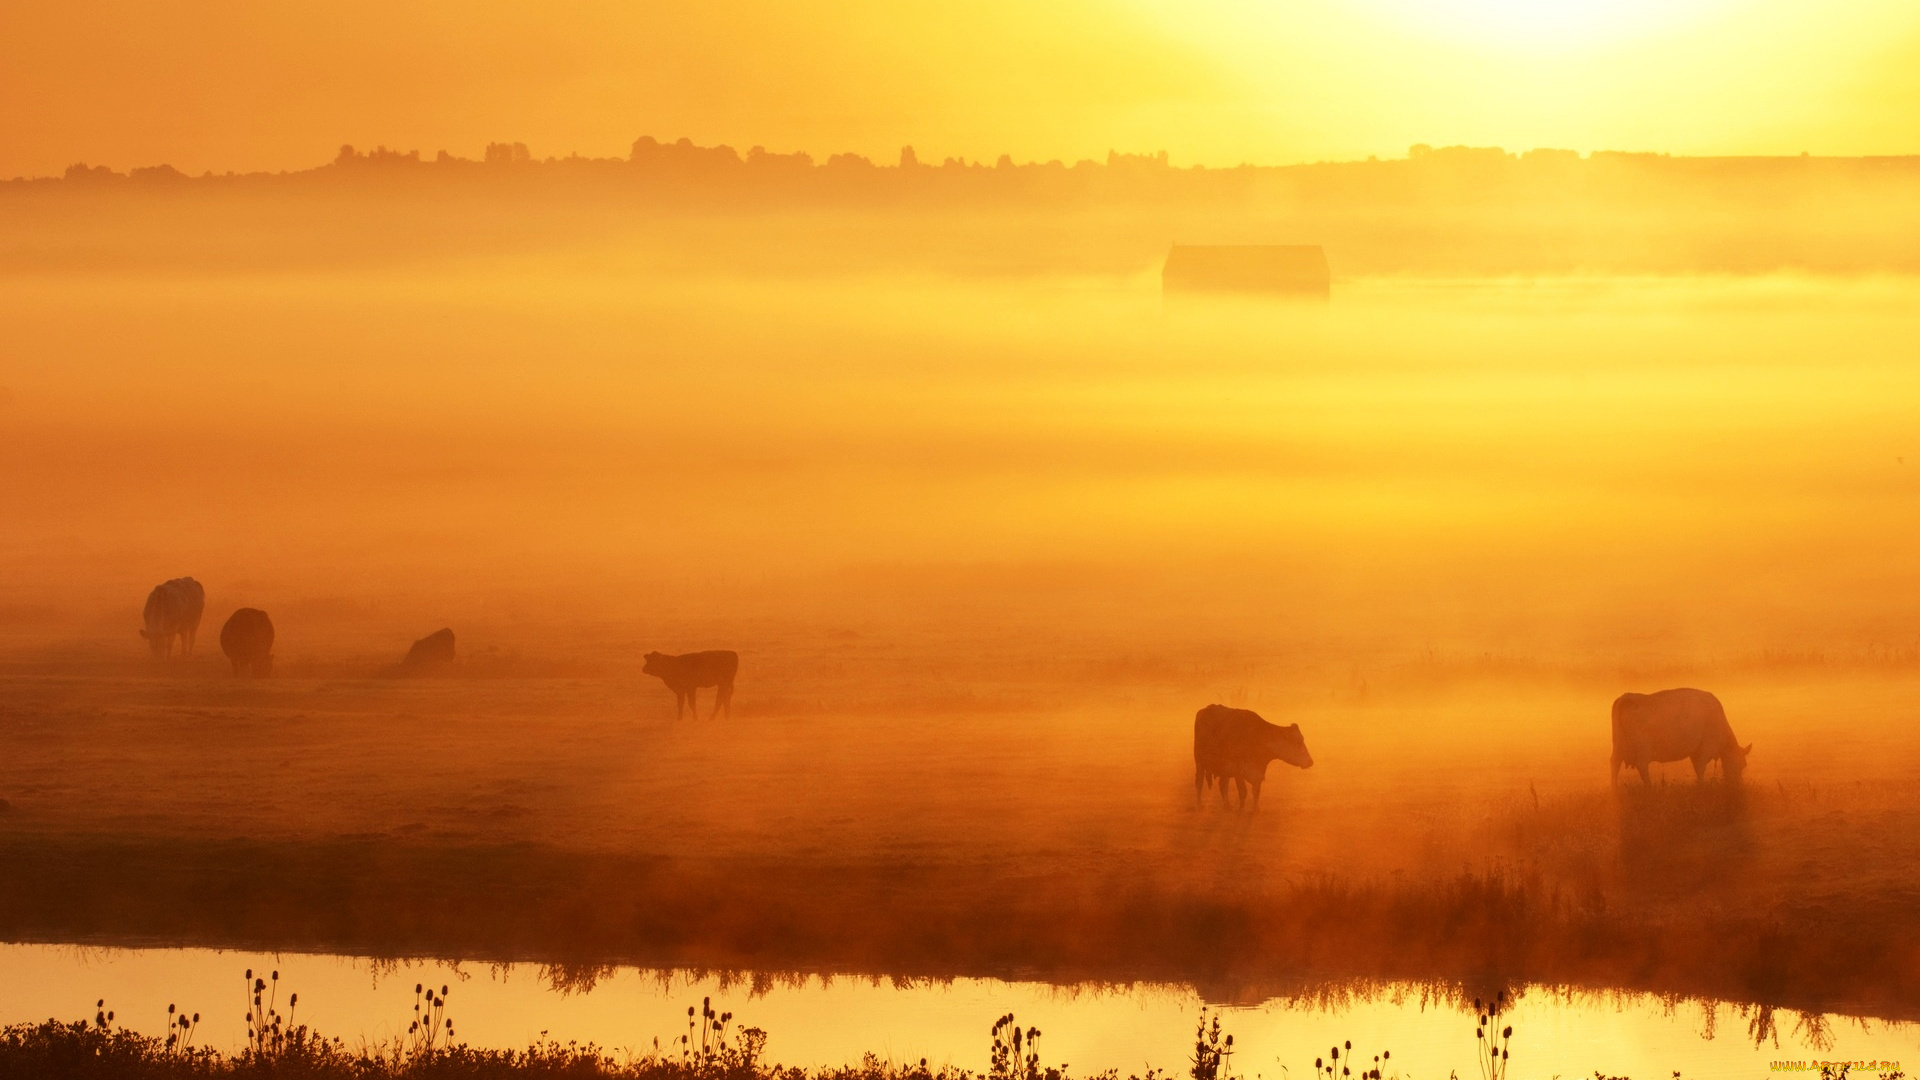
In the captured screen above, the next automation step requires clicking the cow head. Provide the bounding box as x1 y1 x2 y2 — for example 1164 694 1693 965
1725 742 1752 780
642 651 663 676
1267 723 1314 769
139 628 166 658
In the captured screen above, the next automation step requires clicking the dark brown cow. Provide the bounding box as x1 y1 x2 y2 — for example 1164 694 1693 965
643 650 739 720
219 608 275 677
140 577 205 659
1193 704 1313 811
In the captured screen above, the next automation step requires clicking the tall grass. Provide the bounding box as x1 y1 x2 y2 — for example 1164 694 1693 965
0 973 1764 1080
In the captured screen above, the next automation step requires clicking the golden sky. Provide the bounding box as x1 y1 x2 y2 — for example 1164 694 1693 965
3 0 1918 176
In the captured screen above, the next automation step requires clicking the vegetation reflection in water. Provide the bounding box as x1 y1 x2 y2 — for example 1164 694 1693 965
0 948 1913 1080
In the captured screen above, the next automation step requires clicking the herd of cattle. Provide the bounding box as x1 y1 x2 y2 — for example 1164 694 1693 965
1189 687 1754 809
138 576 739 708
139 576 1753 809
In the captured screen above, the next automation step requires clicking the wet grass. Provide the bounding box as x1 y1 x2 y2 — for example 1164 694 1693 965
6 666 1920 1026
2 820 1918 1023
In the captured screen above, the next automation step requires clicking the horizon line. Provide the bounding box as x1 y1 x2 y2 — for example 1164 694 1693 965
17 136 1920 183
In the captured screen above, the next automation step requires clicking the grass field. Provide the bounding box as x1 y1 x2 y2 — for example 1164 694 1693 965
4 259 1920 1023
3 654 1919 1019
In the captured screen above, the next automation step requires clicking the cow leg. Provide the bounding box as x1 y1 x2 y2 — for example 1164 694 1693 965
1692 754 1709 782
712 679 732 720
1249 779 1263 810
1636 763 1652 786
1217 776 1232 808
1194 768 1205 808
687 687 699 719
675 690 686 721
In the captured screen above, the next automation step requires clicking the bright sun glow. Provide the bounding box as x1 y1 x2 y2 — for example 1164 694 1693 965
1353 0 1725 48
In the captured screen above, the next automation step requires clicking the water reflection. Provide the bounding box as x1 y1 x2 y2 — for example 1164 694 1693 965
1 946 1910 1077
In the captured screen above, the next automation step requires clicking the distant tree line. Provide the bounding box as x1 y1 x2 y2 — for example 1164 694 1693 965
23 136 1920 211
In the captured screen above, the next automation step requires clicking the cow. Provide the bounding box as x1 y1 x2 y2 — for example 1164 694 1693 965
219 608 275 677
1193 704 1313 811
1611 687 1752 785
140 577 205 659
643 650 739 720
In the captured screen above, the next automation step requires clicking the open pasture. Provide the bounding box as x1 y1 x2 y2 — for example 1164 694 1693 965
4 265 1920 1022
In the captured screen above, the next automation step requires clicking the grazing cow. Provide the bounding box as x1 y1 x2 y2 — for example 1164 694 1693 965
1611 687 1752 785
140 577 205 659
399 628 456 674
643 650 739 720
1193 704 1314 811
219 608 275 677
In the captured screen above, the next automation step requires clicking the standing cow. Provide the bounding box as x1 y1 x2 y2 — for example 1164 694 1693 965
140 577 205 659
220 608 275 677
1611 687 1752 785
1193 704 1314 811
643 650 738 720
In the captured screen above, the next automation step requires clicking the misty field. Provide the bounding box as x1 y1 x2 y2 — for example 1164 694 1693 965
4 262 1920 1023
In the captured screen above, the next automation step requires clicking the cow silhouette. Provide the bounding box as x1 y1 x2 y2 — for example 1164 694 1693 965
219 608 275 676
643 650 739 720
140 577 205 659
1611 687 1752 784
1193 704 1313 811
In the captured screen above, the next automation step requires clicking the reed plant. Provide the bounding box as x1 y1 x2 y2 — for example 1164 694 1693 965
988 1013 1057 1080
675 996 767 1075
403 983 455 1059
161 1004 199 1057
244 968 301 1059
1188 1010 1232 1080
1472 993 1510 1080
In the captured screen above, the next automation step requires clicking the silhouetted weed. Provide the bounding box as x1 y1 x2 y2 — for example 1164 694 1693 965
1313 1040 1388 1080
243 967 300 1058
160 1003 198 1056
674 996 766 1074
989 1014 1063 1080
1189 1009 1232 1080
402 981 455 1059
0 995 1722 1080
1473 993 1512 1080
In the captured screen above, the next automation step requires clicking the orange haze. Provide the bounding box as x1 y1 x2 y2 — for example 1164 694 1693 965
5 0 1920 177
